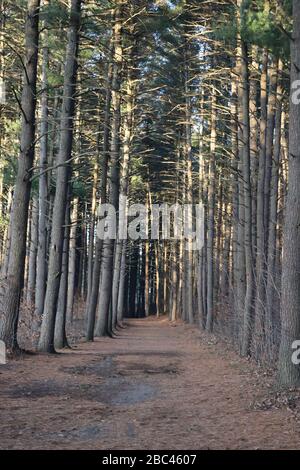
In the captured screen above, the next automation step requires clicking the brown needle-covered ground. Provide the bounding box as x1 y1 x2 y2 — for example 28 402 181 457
0 316 299 450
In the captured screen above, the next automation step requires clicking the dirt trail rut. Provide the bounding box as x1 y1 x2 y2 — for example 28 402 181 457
0 317 299 449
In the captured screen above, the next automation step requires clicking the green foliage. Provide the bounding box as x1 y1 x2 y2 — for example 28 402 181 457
210 0 291 58
47 68 63 89
40 0 69 28
241 0 291 57
130 173 145 197
72 179 87 200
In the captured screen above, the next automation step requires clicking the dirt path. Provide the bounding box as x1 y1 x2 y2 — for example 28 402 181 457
0 317 299 450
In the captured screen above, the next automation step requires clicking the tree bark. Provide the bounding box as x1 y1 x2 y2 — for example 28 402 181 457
278 0 300 387
240 40 254 357
116 240 127 323
253 49 268 357
54 198 71 349
111 31 137 328
26 197 38 305
35 1 49 317
265 59 283 358
38 0 81 353
0 0 40 351
95 1 123 337
184 43 194 325
205 87 216 332
66 196 78 323
85 38 113 341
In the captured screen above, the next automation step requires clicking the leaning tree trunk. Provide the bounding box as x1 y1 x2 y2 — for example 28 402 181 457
38 0 81 353
278 0 300 387
0 0 40 352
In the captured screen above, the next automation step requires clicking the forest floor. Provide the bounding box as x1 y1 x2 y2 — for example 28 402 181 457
1 316 300 450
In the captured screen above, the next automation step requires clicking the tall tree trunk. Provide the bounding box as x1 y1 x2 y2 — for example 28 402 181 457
155 241 160 317
197 90 206 327
111 32 137 328
117 241 127 323
66 196 78 323
0 0 6 246
235 7 247 348
85 39 113 341
265 59 283 358
26 197 38 305
205 87 216 332
240 40 254 357
163 243 167 314
38 0 81 352
264 59 278 254
230 73 240 339
95 1 123 337
54 198 71 349
169 241 176 322
87 160 99 300
278 0 300 387
35 0 49 317
184 42 194 324
253 49 268 356
249 46 259 258
0 0 40 351
220 202 231 300
144 192 150 317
